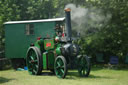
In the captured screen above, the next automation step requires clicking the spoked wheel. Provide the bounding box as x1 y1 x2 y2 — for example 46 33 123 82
54 56 67 78
77 55 91 77
26 47 42 75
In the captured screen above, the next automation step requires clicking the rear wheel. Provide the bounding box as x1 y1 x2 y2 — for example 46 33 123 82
26 47 42 75
54 56 67 78
77 55 91 77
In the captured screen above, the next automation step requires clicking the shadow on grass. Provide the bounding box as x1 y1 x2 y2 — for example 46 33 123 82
35 70 113 80
66 71 112 79
0 77 15 84
89 74 112 79
40 72 55 76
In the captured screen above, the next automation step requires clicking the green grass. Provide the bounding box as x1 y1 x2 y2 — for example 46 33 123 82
0 68 128 85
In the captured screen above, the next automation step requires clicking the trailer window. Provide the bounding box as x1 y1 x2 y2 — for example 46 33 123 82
25 24 34 35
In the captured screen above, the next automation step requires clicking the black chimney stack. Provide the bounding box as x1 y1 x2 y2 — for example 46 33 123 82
64 8 72 41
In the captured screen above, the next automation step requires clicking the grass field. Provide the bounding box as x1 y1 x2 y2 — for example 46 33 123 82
0 67 128 85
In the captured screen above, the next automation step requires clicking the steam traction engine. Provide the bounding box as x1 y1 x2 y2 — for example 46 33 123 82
26 8 91 78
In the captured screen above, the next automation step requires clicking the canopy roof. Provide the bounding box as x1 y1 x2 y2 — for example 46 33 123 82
4 17 65 24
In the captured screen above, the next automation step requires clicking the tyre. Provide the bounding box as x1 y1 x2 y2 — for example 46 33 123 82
77 55 91 77
54 56 67 78
26 46 42 75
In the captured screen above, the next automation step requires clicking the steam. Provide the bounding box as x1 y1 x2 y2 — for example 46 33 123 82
65 4 88 26
65 4 111 36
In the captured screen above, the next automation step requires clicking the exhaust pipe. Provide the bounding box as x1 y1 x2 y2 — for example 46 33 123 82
64 8 72 41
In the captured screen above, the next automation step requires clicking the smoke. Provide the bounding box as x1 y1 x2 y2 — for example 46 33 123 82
65 4 88 26
65 4 112 36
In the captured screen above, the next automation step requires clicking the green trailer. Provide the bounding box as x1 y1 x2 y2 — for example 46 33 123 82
4 18 65 69
4 8 91 78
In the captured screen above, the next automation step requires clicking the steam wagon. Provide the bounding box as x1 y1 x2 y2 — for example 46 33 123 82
4 8 91 78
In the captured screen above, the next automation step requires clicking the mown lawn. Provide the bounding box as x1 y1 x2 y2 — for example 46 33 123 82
0 67 128 85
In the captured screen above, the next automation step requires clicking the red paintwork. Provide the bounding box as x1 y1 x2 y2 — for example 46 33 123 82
37 37 41 40
62 33 65 37
46 43 51 47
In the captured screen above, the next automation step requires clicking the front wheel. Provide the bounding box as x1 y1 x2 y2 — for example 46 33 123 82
54 56 67 78
77 55 91 77
26 47 42 75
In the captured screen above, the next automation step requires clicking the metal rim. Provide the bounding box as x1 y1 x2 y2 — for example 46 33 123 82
78 55 91 77
26 47 42 75
54 56 67 78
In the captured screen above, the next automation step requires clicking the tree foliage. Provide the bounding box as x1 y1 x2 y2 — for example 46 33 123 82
77 0 128 63
0 0 128 63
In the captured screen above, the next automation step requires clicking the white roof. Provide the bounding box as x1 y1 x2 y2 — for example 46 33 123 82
4 17 65 24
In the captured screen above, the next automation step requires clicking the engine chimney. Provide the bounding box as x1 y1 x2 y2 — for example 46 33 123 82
64 8 72 41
